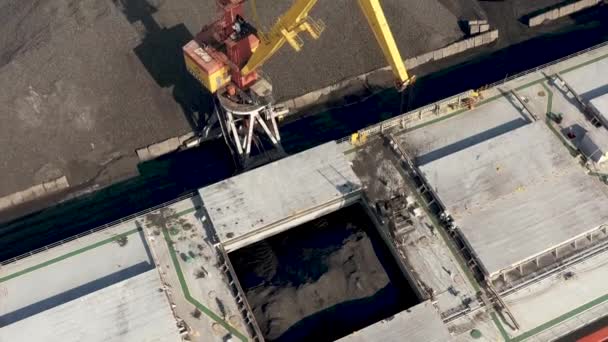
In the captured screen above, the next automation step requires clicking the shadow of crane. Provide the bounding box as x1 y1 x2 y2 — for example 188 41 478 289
112 0 215 132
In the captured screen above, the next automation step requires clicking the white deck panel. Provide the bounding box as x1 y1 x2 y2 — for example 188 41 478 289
419 122 608 275
0 270 180 342
199 142 362 246
419 122 567 217
399 96 528 165
561 57 608 100
337 301 451 342
591 92 608 123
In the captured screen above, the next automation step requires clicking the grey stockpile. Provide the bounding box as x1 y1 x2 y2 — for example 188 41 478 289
0 0 192 198
438 0 487 20
506 0 568 16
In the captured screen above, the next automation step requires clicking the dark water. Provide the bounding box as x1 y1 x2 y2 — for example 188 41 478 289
229 204 419 342
0 140 235 260
1 9 608 261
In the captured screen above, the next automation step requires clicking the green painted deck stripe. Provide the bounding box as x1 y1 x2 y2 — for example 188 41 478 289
540 83 572 145
1 202 247 340
491 313 512 341
401 52 608 340
0 228 141 283
161 219 248 341
540 83 580 157
369 50 608 340
419 196 481 292
402 49 608 139
560 53 608 75
0 41 605 341
500 292 608 342
379 46 608 341
542 83 553 115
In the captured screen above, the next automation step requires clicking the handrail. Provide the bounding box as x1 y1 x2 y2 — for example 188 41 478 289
337 40 608 145
216 244 265 341
0 192 197 266
336 89 473 144
485 40 608 90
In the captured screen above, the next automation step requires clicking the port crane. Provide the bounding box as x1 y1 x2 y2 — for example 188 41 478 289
183 0 412 167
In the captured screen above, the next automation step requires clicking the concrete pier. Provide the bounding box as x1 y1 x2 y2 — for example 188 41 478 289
528 0 602 27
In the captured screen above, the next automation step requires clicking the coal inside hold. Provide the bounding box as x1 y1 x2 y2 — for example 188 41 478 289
229 203 420 342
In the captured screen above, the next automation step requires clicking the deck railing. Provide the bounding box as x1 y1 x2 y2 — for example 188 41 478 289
0 192 196 266
337 40 608 145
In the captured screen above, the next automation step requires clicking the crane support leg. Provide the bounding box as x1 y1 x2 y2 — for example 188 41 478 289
356 0 410 88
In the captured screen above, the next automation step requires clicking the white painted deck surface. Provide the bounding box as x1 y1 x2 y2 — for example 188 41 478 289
561 56 608 101
1 270 180 342
0 221 178 342
419 122 608 276
199 142 362 249
337 301 451 342
0 227 151 317
503 243 608 341
398 95 528 165
138 197 256 342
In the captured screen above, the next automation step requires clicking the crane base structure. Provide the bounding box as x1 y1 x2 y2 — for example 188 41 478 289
214 76 287 168
183 0 412 168
182 1 288 168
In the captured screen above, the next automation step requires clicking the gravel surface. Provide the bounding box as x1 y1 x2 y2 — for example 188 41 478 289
0 0 193 197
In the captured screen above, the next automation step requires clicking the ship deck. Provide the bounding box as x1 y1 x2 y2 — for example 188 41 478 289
3 40 608 342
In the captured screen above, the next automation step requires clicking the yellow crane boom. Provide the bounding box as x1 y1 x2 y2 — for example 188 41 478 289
356 0 410 88
242 0 411 88
241 0 324 75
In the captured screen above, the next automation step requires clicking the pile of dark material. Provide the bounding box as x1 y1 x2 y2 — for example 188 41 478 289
0 0 193 197
229 205 419 342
